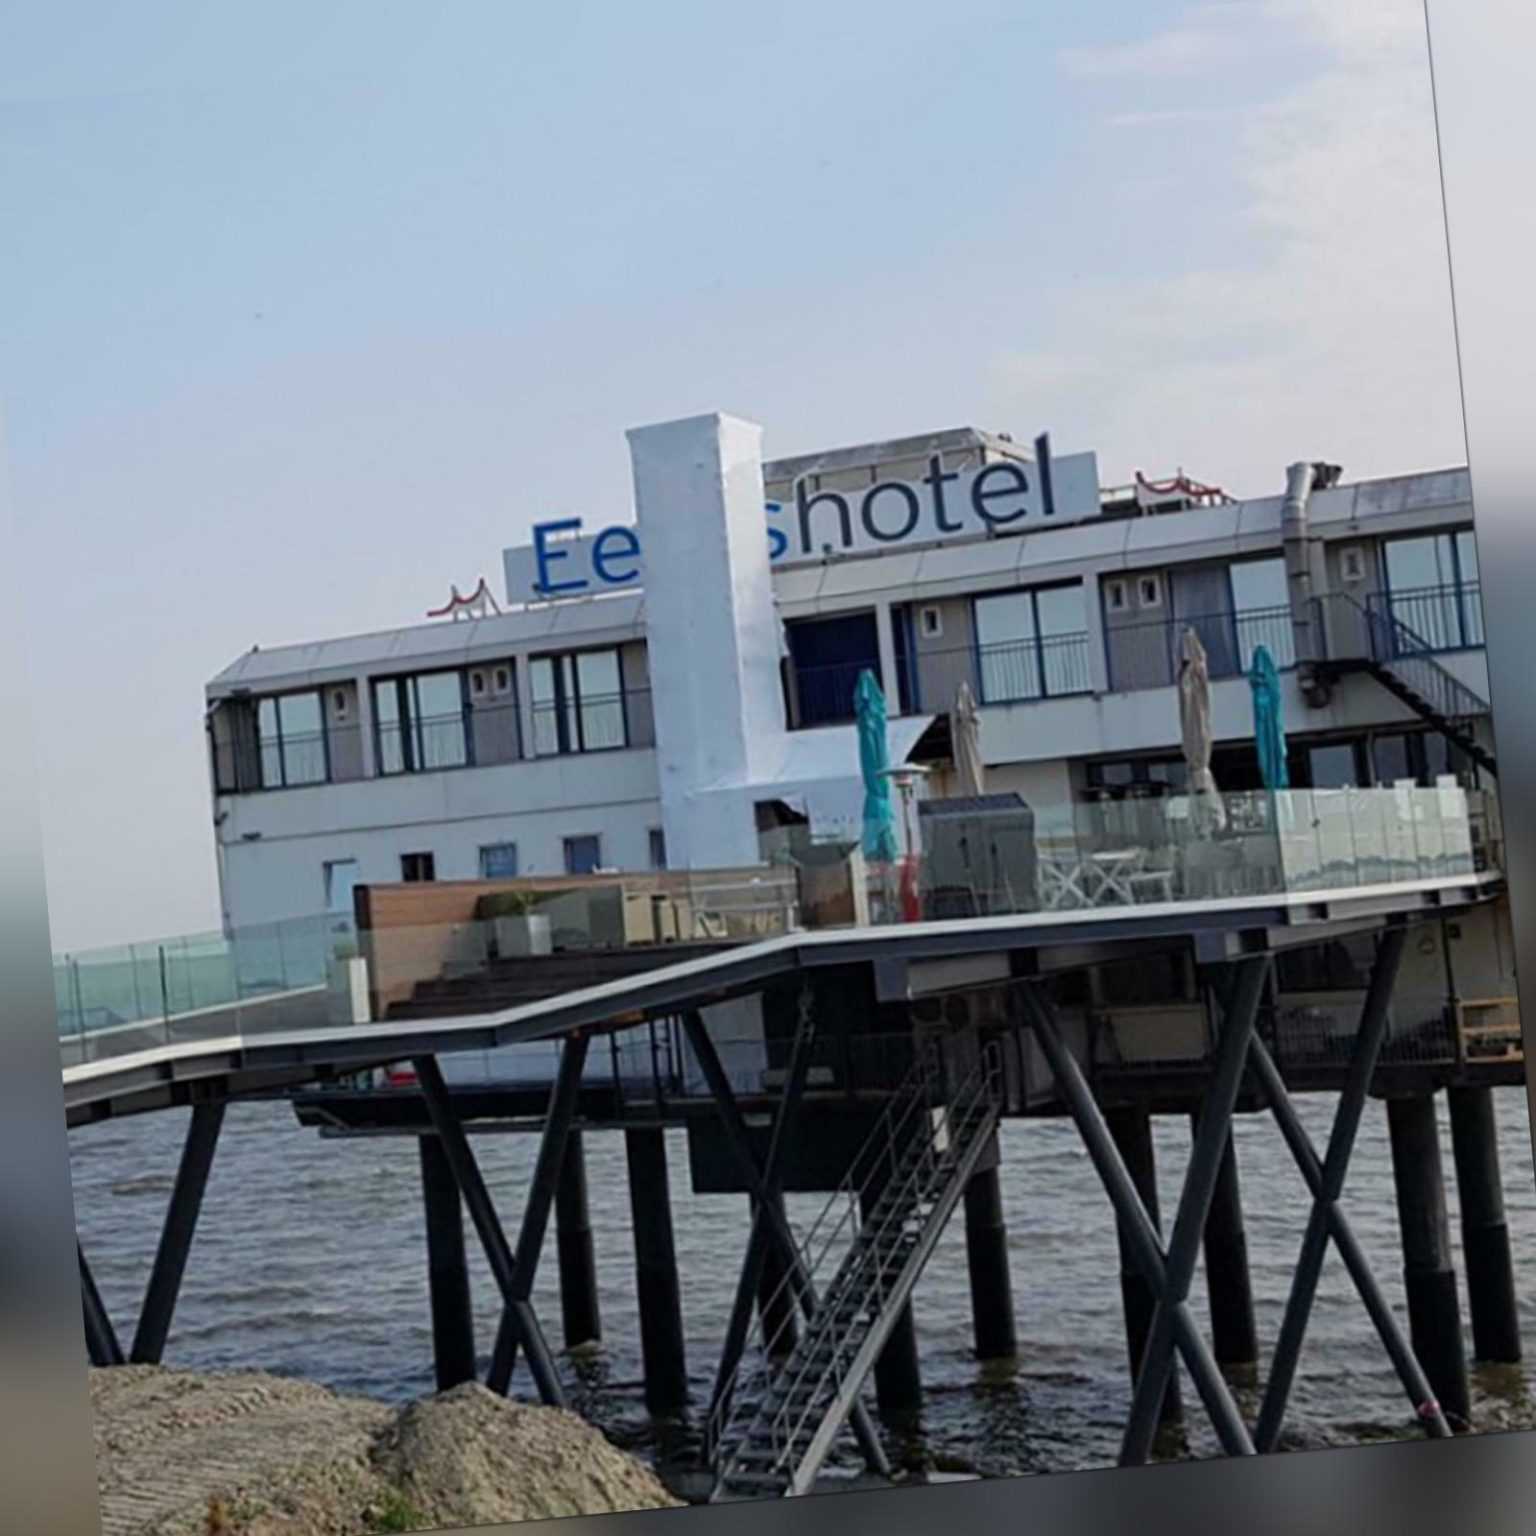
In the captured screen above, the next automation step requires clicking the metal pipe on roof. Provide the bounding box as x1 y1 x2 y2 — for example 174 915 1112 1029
1283 460 1333 706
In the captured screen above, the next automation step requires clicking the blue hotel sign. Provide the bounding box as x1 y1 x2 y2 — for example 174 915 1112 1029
502 448 1100 603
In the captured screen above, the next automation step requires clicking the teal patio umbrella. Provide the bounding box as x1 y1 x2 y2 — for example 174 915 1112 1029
854 669 901 863
1250 643 1290 790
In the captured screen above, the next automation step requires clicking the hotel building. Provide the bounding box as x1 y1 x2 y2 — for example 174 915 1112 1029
203 413 1506 1017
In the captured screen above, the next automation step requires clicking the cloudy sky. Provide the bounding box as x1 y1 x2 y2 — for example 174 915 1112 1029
0 0 1467 950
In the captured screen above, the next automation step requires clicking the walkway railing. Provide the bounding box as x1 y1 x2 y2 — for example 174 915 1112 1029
57 785 1497 1077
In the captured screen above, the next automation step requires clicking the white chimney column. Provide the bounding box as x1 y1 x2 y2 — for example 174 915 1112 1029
626 413 786 870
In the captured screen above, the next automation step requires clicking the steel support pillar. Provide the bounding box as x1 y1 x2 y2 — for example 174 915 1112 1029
130 1101 225 1365
555 1129 602 1350
1248 1037 1451 1441
1119 953 1268 1465
963 1158 1018 1362
79 1243 122 1368
1105 1108 1182 1427
1192 1112 1258 1369
1387 1093 1472 1428
410 1054 565 1407
1018 976 1258 1463
419 1134 477 1390
1447 1086 1521 1363
681 1009 888 1476
487 1033 591 1394
860 1175 923 1424
754 1190 800 1356
625 1126 689 1419
1250 925 1455 1446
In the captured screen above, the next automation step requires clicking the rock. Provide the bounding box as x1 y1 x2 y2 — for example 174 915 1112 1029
89 1367 681 1536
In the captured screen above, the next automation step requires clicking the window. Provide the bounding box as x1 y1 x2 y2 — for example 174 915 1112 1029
530 648 628 755
1228 556 1293 670
1085 756 1187 798
374 670 470 775
1382 530 1482 649
331 689 350 719
972 583 1090 703
564 835 602 875
1138 574 1163 609
1371 728 1472 788
919 606 943 639
256 690 328 787
1105 578 1129 613
1339 545 1367 584
649 828 667 870
1307 743 1361 790
324 859 360 914
401 852 436 883
470 670 487 697
494 666 512 695
479 842 519 878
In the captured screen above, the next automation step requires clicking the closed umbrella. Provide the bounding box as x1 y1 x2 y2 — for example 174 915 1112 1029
952 679 985 798
1250 643 1289 790
854 669 900 864
1178 627 1226 835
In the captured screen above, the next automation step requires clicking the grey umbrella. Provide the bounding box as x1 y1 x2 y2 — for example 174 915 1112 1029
1178 626 1226 835
953 679 985 798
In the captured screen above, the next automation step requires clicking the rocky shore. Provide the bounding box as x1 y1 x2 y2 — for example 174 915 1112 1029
89 1366 683 1536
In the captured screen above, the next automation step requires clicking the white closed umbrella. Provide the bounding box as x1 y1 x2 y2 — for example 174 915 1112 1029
953 680 985 798
1178 627 1226 835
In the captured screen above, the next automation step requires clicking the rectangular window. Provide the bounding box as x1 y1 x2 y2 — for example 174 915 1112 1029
1382 531 1482 650
563 835 601 875
373 670 471 775
530 648 628 755
649 828 667 870
1307 743 1361 790
401 852 436 883
256 690 329 788
479 842 519 879
323 859 360 914
1228 556 1294 670
972 583 1089 703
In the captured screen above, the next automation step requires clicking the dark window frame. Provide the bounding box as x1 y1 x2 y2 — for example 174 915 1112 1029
529 646 630 756
255 686 332 790
563 834 603 876
400 851 437 883
970 579 1092 705
371 668 475 777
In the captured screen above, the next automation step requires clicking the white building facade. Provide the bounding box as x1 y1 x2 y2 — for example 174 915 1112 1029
206 413 1496 936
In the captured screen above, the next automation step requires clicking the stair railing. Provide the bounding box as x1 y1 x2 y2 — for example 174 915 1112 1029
712 1039 1005 1488
706 1038 945 1459
1344 593 1491 725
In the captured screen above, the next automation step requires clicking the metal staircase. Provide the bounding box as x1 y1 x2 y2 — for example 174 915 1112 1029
1321 594 1496 777
708 1037 1005 1501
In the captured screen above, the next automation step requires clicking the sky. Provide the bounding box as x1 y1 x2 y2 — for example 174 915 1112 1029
0 0 1468 953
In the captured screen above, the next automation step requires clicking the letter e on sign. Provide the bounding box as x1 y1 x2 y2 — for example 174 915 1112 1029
970 462 1032 526
592 525 641 586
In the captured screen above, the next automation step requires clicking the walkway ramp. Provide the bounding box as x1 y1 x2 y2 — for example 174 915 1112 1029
710 1040 1005 1501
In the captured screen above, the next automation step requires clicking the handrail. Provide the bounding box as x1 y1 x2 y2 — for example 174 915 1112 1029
704 1040 943 1452
711 1038 1005 1487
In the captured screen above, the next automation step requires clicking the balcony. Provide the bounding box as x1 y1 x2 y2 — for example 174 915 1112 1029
1105 605 1294 693
211 723 367 795
1369 584 1484 656
785 633 1092 728
212 689 657 794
